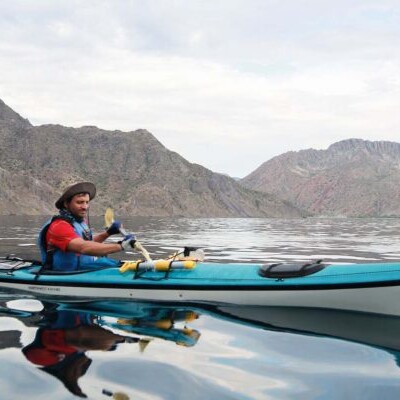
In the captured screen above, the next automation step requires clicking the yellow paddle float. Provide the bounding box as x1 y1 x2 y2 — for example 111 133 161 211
120 259 197 273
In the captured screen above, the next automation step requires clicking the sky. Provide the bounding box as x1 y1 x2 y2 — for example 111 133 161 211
0 1 399 177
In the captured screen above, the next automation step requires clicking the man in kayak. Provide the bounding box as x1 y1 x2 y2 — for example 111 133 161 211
38 181 135 271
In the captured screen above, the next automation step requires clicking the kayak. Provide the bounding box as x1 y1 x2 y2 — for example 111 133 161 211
1 256 400 315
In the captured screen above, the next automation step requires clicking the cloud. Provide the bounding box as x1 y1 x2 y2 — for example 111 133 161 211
0 0 399 177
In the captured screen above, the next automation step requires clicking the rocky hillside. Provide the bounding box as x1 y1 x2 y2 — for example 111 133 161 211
242 139 400 217
0 99 303 217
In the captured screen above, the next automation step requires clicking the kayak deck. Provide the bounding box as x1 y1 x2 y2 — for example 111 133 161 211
3 261 400 288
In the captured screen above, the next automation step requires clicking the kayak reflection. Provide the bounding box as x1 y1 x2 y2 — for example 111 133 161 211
213 305 400 359
61 301 201 348
1 298 400 397
59 300 400 368
0 299 201 398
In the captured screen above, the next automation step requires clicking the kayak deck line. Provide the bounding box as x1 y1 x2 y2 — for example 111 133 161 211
3 277 400 290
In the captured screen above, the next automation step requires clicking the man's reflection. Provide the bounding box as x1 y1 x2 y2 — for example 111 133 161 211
22 307 138 398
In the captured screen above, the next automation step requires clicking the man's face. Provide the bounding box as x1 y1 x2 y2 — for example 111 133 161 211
65 193 90 219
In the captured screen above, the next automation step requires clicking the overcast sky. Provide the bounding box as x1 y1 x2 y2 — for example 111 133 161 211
0 1 399 177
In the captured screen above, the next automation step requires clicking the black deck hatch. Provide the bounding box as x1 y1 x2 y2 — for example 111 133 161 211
259 260 327 279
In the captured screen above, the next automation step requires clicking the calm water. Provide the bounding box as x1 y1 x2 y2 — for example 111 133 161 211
1 216 400 399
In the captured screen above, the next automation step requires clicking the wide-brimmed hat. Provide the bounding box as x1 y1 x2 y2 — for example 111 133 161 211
55 182 96 209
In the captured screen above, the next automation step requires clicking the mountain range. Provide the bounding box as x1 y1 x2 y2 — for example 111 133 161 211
0 99 301 217
1 98 399 218
241 138 400 217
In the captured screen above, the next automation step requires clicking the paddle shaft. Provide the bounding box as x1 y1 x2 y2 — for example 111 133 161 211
119 225 151 260
105 208 151 261
119 225 128 236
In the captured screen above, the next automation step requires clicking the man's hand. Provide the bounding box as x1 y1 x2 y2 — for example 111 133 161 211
118 234 136 251
106 221 122 236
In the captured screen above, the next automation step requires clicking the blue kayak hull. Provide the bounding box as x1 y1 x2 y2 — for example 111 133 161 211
1 260 400 315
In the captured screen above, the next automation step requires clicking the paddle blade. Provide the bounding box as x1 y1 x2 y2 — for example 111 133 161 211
113 394 130 400
134 241 152 261
104 207 115 228
139 338 152 353
102 389 130 400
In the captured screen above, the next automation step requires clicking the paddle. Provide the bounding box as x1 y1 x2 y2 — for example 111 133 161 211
104 207 152 261
102 389 130 400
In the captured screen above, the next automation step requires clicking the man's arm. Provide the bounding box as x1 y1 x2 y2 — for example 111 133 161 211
48 220 122 256
67 237 122 256
93 221 123 243
92 231 110 243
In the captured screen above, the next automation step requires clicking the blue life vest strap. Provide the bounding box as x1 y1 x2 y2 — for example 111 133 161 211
39 215 75 271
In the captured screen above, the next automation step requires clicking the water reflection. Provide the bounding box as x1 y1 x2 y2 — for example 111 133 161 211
19 305 135 398
1 298 400 398
0 299 201 398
